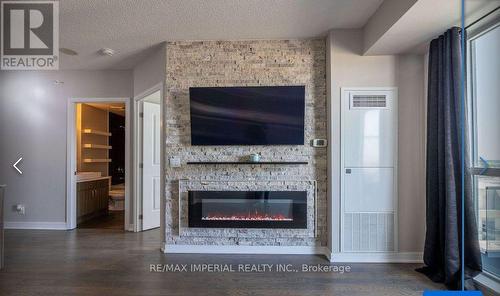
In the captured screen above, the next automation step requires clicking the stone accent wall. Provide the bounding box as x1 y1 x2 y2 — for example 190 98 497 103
165 39 327 247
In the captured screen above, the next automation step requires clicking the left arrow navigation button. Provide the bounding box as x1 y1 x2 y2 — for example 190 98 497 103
13 157 23 175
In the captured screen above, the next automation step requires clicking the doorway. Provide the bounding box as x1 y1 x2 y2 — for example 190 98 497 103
134 87 162 231
66 98 131 231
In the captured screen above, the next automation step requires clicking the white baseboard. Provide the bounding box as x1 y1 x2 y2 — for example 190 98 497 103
327 251 423 263
162 244 422 263
5 221 68 230
162 243 328 256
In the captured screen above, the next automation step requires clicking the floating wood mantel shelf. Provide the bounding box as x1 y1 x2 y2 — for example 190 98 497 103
82 129 112 136
186 161 308 165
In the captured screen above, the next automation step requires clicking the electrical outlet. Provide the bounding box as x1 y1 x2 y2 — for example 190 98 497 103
16 204 25 215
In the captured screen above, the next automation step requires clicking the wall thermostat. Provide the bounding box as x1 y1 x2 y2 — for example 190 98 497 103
311 139 328 147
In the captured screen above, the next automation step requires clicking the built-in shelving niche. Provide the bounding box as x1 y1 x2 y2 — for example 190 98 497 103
83 144 112 149
77 104 113 177
83 159 112 163
82 129 112 136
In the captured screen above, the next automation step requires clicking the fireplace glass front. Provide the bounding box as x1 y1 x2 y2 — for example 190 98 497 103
188 191 307 229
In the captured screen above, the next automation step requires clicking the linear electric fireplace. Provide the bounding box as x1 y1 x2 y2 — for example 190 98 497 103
188 191 307 229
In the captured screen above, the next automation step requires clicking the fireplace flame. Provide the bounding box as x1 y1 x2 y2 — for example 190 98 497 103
202 211 293 221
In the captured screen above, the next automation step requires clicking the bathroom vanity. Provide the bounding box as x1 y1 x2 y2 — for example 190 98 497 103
77 177 110 225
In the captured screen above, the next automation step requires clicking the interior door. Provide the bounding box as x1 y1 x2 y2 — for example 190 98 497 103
142 101 161 230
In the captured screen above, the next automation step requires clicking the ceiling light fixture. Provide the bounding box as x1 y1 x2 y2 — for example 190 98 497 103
59 48 78 56
98 48 116 56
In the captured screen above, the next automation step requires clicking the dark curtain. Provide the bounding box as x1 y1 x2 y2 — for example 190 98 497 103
416 27 482 290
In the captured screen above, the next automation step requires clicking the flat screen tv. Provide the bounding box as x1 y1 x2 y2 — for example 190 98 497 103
189 86 305 145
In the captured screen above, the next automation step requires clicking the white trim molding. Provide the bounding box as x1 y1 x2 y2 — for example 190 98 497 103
162 244 329 256
327 251 423 263
5 221 68 230
161 244 422 263
125 225 134 232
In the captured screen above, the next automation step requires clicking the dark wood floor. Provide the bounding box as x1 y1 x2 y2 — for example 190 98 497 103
78 210 124 230
0 229 444 296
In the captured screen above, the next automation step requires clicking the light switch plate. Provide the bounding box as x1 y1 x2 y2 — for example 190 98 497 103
169 156 181 168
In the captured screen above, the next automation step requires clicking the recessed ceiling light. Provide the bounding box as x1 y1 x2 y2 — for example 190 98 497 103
98 48 116 56
59 48 78 56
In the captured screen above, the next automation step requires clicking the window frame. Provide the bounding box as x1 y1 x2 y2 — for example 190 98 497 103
467 19 500 177
466 17 500 283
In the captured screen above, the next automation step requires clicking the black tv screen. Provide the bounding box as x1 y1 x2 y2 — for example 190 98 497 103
190 86 305 145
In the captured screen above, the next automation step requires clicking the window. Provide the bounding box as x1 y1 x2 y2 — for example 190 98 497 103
468 20 500 280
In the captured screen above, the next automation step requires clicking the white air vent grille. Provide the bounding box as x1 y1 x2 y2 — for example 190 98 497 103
343 212 395 252
351 95 387 108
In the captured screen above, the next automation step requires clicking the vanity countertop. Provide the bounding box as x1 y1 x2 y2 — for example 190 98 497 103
76 176 111 183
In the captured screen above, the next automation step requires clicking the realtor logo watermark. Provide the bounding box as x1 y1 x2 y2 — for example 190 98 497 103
1 1 59 70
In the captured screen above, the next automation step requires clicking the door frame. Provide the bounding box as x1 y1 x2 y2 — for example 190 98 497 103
133 83 164 232
66 97 132 230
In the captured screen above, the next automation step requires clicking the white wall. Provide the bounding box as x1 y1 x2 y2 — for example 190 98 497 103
131 42 166 233
133 43 166 96
396 54 426 251
0 70 133 225
327 29 426 253
0 42 167 228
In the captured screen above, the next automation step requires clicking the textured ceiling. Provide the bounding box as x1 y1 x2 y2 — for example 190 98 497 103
58 0 384 70
366 0 500 55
